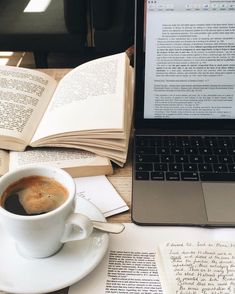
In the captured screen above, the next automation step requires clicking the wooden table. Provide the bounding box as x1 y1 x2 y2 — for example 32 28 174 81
39 69 133 294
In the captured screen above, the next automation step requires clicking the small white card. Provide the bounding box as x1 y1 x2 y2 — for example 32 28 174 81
74 176 129 217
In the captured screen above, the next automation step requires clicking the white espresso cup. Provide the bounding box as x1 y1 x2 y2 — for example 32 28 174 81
0 165 93 258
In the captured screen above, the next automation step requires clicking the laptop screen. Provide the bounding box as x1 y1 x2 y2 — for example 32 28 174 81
134 0 235 131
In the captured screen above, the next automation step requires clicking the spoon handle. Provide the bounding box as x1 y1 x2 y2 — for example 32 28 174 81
92 221 125 234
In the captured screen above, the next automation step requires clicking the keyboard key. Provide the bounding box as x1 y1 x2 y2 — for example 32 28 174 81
170 147 184 154
161 155 174 163
136 154 160 163
185 147 198 155
154 163 168 171
204 155 218 163
136 147 155 155
214 148 227 155
189 155 203 163
175 155 189 163
200 172 235 181
183 163 198 171
204 137 217 147
166 172 180 180
169 163 183 171
191 137 203 147
148 138 159 146
163 137 176 147
136 163 153 171
198 164 213 172
213 164 228 172
217 137 233 148
153 137 163 147
135 172 149 180
228 148 235 155
228 164 235 172
151 172 164 180
136 138 149 147
199 147 212 155
156 147 170 154
181 172 199 181
176 137 190 147
218 155 233 163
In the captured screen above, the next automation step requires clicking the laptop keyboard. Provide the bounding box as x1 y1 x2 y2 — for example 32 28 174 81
134 136 235 181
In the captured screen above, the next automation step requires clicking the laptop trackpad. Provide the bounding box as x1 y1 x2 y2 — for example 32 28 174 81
202 183 235 224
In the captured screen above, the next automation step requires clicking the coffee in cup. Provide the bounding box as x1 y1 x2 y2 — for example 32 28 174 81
1 175 68 216
0 165 93 258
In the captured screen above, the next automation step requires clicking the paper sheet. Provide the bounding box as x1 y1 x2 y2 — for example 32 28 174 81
69 223 235 294
74 175 129 217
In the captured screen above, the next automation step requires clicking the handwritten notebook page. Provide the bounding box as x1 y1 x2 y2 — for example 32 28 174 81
156 242 235 294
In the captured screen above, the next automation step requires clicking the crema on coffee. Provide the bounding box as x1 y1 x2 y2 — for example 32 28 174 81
1 175 68 216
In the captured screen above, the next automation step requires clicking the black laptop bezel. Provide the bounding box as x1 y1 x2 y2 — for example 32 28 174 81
134 0 235 133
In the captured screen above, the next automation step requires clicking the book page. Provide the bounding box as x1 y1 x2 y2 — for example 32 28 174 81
69 224 164 294
8 148 112 177
156 241 235 294
144 1 235 119
45 142 129 166
0 66 57 150
0 150 9 175
69 224 235 294
31 53 128 144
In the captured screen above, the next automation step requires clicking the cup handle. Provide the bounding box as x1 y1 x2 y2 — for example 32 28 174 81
60 213 93 243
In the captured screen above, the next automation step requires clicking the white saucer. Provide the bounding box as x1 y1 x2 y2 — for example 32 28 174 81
0 197 109 294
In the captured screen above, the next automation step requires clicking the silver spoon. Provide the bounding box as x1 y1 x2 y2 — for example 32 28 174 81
92 221 125 234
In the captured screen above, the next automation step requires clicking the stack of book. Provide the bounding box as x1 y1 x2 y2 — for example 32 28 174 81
0 53 134 176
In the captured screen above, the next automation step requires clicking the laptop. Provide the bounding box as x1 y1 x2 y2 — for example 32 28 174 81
132 0 235 226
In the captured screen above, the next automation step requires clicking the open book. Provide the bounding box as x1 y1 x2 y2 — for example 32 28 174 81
0 53 133 166
0 148 113 177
